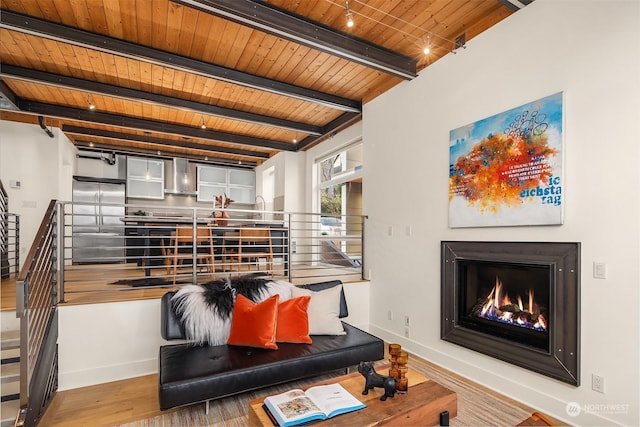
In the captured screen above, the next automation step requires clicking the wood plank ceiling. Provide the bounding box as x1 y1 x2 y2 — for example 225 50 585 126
0 0 530 167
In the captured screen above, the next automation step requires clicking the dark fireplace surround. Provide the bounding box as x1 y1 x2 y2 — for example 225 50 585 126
441 241 580 386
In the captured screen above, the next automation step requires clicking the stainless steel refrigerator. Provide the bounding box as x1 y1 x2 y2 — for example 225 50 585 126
72 178 125 264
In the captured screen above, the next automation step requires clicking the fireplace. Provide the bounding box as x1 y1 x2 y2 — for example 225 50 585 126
441 241 580 385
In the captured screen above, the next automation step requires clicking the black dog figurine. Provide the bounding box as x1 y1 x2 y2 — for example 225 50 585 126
358 361 396 401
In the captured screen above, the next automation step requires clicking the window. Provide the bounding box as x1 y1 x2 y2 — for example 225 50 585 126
317 141 363 237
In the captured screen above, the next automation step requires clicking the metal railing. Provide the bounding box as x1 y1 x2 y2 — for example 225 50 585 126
57 202 366 300
16 201 59 427
1 180 20 279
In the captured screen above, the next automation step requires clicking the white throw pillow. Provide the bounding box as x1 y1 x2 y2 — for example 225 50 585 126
291 284 345 335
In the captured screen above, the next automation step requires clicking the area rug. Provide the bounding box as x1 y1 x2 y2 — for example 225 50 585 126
116 357 534 427
108 277 189 287
116 370 346 427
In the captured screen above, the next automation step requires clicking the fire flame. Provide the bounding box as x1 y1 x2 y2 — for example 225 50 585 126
476 277 547 331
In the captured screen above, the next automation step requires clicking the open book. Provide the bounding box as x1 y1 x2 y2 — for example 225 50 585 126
263 383 366 427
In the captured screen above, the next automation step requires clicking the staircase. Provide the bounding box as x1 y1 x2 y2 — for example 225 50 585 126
1 316 20 427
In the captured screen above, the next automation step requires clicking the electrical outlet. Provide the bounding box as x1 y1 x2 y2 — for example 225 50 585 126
592 374 605 393
387 310 393 321
593 262 607 279
404 326 410 338
404 315 410 327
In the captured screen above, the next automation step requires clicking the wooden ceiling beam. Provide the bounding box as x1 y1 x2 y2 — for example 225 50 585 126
298 112 362 151
0 9 362 113
62 125 270 159
17 100 295 151
174 0 418 80
0 64 324 136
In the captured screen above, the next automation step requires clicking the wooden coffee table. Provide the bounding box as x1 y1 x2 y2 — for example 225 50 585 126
247 365 457 426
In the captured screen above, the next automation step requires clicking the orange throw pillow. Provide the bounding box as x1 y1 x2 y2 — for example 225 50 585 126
227 294 279 349
276 296 312 344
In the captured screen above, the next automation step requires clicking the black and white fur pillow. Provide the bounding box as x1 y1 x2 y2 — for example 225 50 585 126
171 277 293 345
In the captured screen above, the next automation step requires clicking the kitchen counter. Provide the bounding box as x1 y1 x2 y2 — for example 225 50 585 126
121 216 285 227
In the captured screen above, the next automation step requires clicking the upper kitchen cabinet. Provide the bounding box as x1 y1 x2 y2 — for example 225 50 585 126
127 157 165 199
197 165 255 204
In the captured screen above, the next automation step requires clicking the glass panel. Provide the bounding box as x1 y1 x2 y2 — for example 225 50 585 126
127 180 164 199
127 158 147 178
321 183 343 218
199 165 227 183
199 184 227 202
148 160 164 180
228 186 255 203
229 169 255 186
128 157 164 181
319 153 344 184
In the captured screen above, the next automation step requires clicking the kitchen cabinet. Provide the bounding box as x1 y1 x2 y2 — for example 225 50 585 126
127 157 165 199
197 165 255 203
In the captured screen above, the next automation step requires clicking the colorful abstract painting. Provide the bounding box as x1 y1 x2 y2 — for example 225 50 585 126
449 92 563 227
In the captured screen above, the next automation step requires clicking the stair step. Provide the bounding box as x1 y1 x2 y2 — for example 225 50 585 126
0 399 20 427
0 331 19 351
0 311 20 333
0 379 19 398
0 347 19 362
0 394 18 403
0 362 19 384
0 357 18 365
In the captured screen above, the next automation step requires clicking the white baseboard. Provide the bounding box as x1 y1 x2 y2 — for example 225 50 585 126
58 357 158 391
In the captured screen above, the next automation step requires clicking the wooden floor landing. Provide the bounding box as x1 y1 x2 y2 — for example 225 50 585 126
1 262 362 310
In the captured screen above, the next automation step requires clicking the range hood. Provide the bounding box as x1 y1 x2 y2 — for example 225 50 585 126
164 158 197 196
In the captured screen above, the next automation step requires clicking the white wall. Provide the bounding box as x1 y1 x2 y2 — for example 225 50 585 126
57 299 169 390
0 121 76 267
363 1 639 426
256 150 307 214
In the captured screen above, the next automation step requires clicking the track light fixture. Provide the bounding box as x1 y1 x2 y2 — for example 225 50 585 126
343 2 470 57
345 0 354 28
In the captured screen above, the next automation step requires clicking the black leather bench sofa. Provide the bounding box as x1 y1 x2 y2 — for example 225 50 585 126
158 284 384 410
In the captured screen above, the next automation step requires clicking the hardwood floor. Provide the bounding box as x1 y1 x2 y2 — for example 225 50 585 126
1 275 17 311
37 373 177 427
36 353 561 427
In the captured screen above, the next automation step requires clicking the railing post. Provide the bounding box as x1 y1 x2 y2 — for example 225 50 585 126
15 214 20 278
57 203 66 303
191 209 197 285
287 212 292 282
